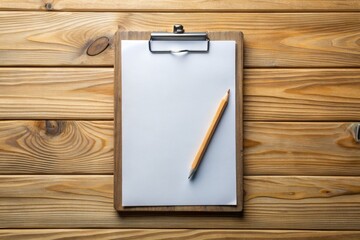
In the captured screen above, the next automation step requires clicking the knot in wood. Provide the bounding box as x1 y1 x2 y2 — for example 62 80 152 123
87 37 110 56
45 120 64 136
44 2 53 10
320 189 331 194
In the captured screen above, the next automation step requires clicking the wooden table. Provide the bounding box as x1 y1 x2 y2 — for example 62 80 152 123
0 1 359 239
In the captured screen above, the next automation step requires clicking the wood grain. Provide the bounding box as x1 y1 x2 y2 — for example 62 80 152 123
1 0 360 12
0 12 359 67
0 0 359 236
0 121 113 174
1 68 360 120
0 121 359 175
245 68 360 121
0 68 113 119
114 31 244 212
0 176 359 229
1 229 360 240
245 122 360 176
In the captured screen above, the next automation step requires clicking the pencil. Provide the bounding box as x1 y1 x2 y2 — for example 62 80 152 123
188 89 230 179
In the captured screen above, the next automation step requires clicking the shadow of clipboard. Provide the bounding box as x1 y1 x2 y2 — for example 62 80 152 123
114 27 243 213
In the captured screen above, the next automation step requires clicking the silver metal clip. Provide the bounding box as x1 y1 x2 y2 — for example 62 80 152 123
354 123 360 143
148 24 210 53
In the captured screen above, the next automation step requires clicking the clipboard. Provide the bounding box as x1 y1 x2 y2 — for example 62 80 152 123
114 25 243 213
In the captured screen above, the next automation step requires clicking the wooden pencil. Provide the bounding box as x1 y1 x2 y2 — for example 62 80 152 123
188 89 230 179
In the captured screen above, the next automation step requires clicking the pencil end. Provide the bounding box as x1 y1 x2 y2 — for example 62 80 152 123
227 89 230 95
188 169 195 180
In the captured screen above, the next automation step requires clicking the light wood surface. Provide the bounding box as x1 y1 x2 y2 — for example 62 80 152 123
1 0 360 12
245 68 360 121
0 12 359 67
1 229 360 240
0 0 359 236
245 122 360 176
0 121 359 175
114 31 243 212
0 176 359 229
1 68 360 121
0 121 113 174
0 68 113 119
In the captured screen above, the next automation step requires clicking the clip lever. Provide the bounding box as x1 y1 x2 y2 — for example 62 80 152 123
148 24 210 53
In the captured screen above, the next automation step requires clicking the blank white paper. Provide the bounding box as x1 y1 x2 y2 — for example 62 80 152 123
121 40 236 206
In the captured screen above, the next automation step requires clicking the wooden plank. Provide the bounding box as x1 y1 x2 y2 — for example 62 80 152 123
1 229 360 240
0 121 359 176
0 12 359 67
0 68 113 119
114 31 243 213
245 122 360 176
0 176 359 229
0 121 113 174
245 68 360 121
1 68 360 120
1 0 360 12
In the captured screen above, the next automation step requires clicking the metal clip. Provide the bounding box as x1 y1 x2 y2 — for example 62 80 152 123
148 24 210 53
354 123 360 143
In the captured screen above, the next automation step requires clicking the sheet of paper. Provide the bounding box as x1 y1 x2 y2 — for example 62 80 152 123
121 40 236 206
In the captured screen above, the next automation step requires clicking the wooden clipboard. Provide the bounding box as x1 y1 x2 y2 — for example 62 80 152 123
114 28 243 213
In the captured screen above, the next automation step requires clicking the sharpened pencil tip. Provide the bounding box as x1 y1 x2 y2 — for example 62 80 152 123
227 89 230 94
188 169 195 180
